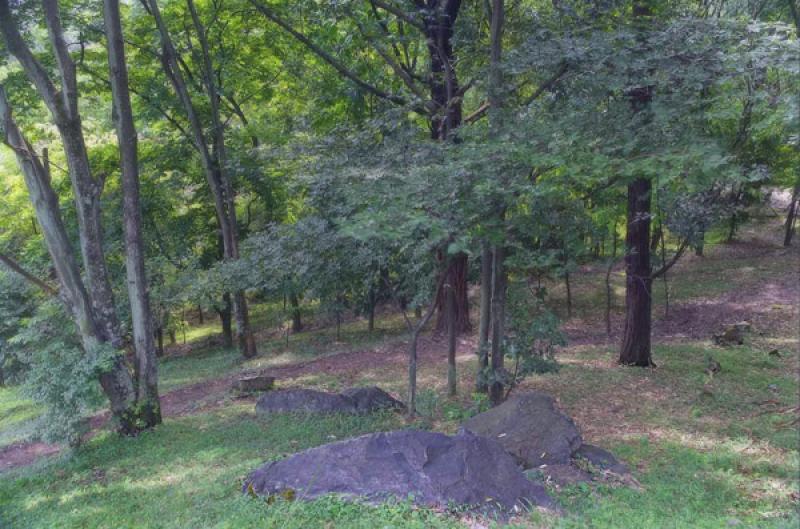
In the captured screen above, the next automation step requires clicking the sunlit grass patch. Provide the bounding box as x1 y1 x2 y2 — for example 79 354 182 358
0 386 42 448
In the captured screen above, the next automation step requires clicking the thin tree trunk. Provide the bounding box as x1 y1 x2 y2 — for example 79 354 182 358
784 183 799 247
489 244 507 406
104 0 161 426
367 288 376 333
197 305 204 324
605 257 615 337
147 0 255 357
218 296 233 348
290 293 303 332
476 241 491 392
564 269 573 319
446 278 457 396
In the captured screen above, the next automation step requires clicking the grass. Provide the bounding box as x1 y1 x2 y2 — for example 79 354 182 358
1 218 798 528
0 386 41 448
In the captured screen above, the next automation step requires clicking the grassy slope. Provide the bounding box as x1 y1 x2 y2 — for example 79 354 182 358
0 220 797 529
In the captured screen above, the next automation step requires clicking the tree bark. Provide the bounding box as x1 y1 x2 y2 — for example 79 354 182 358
446 277 457 396
489 244 507 406
218 295 234 348
0 85 140 433
784 182 799 247
146 0 256 357
476 241 491 392
619 177 654 366
290 293 303 332
104 0 161 427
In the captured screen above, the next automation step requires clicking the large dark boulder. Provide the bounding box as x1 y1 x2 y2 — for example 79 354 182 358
462 392 582 469
255 387 404 416
243 429 555 513
256 389 355 415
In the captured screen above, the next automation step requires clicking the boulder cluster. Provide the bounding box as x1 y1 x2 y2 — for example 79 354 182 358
244 386 630 516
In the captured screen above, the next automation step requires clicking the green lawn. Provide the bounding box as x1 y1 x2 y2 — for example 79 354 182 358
1 221 797 528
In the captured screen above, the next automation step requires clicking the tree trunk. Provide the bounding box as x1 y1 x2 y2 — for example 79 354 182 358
476 242 491 392
489 244 507 406
104 0 161 427
784 183 799 247
564 269 573 319
197 305 204 324
619 177 654 366
290 293 303 332
0 86 140 433
446 278 457 396
218 296 234 348
155 327 164 357
367 288 376 333
434 251 470 333
147 0 255 358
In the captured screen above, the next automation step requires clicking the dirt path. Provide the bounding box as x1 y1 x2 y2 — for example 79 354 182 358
0 334 457 472
3 232 795 473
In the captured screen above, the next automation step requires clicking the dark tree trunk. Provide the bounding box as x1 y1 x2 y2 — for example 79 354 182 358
564 270 573 319
434 253 470 333
784 183 799 247
290 293 303 332
476 242 491 392
197 305 204 324
367 288 376 333
218 296 234 348
446 277 457 396
155 327 164 357
619 177 654 366
168 329 176 345
695 230 705 256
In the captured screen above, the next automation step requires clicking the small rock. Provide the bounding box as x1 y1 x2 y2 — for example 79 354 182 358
713 322 750 346
233 374 275 394
529 464 592 487
573 444 629 475
768 349 782 357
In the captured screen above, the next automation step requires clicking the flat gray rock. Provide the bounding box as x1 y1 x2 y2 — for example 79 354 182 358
462 392 582 469
256 389 355 415
243 429 556 514
255 387 405 416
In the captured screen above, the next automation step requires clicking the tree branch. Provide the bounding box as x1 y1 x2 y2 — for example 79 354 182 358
0 252 58 296
651 238 689 279
247 0 407 105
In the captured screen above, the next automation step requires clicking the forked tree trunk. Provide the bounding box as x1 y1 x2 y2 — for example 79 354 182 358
0 86 140 432
147 0 256 358
619 177 654 366
104 0 161 426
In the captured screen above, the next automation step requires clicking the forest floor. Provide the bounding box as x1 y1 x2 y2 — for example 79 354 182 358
0 215 798 529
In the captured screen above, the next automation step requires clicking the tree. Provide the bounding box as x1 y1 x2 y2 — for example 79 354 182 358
141 0 257 357
105 0 161 425
0 0 161 433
